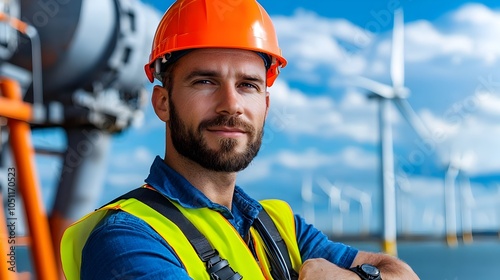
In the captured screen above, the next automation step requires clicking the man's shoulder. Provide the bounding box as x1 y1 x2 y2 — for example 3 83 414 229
89 209 163 243
259 199 294 217
81 209 187 279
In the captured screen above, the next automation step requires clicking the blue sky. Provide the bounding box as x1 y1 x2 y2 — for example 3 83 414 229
35 1 500 235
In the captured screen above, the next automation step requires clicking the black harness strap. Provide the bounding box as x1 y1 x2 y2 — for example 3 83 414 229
256 211 299 280
103 187 242 280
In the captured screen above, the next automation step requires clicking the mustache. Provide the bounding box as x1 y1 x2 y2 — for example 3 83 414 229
198 115 254 133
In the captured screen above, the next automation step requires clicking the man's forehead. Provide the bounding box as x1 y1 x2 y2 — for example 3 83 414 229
177 49 267 77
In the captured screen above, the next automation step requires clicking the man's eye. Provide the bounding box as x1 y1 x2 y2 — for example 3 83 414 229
194 80 212 85
240 83 259 90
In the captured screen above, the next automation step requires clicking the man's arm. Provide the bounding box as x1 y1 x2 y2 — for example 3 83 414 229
294 214 419 279
298 251 419 280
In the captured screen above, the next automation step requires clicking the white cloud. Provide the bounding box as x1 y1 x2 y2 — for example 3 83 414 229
274 149 334 170
375 3 500 65
273 9 372 76
240 146 377 184
272 4 500 82
476 91 500 117
402 20 474 62
453 3 500 24
419 107 500 175
270 80 381 142
340 146 378 169
452 3 500 64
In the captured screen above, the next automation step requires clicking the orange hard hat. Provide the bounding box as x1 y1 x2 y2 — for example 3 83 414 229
144 0 287 87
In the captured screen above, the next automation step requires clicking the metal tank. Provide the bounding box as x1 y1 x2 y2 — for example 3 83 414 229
0 1 161 277
6 0 160 131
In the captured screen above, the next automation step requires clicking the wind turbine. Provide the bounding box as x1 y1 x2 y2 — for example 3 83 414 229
317 177 349 236
458 167 500 244
444 151 469 246
396 167 447 236
351 9 432 256
343 186 372 235
459 173 474 244
301 173 316 224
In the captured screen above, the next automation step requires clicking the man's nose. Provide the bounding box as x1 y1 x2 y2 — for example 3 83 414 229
215 84 243 116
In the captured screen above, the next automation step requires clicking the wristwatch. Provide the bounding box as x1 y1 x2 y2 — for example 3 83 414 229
349 264 382 280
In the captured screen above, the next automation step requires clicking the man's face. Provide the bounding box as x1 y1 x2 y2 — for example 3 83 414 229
167 49 269 172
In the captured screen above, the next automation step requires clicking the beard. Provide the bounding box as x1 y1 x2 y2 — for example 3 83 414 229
168 101 264 172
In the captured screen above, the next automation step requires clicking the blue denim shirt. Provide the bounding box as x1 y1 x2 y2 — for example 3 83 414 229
81 156 358 279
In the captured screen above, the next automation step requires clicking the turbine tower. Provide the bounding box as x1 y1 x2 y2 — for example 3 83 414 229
301 173 316 224
444 151 462 246
352 9 432 255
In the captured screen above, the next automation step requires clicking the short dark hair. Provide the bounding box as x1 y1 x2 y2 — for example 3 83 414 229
160 61 178 95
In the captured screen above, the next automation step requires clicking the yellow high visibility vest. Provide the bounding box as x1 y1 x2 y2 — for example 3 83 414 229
61 192 302 279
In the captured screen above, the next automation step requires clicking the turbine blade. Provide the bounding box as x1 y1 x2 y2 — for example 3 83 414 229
391 8 405 90
352 76 395 99
301 174 313 201
393 98 431 140
317 177 333 195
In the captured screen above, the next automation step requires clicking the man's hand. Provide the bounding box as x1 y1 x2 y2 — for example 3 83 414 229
298 258 359 280
298 251 420 280
351 251 420 280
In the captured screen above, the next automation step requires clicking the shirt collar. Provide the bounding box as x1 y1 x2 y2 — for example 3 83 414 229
144 156 262 220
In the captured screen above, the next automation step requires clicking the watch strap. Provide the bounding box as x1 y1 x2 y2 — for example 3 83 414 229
349 266 369 280
349 265 382 280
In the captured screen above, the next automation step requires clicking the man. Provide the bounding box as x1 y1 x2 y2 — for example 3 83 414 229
61 0 419 279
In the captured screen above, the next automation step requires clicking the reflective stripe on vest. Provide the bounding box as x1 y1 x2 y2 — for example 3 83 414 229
61 198 301 280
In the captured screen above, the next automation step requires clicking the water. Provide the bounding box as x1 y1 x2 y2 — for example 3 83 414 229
16 240 500 279
354 240 500 280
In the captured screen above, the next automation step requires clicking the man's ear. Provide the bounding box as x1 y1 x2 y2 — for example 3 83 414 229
151 85 170 122
265 90 270 118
